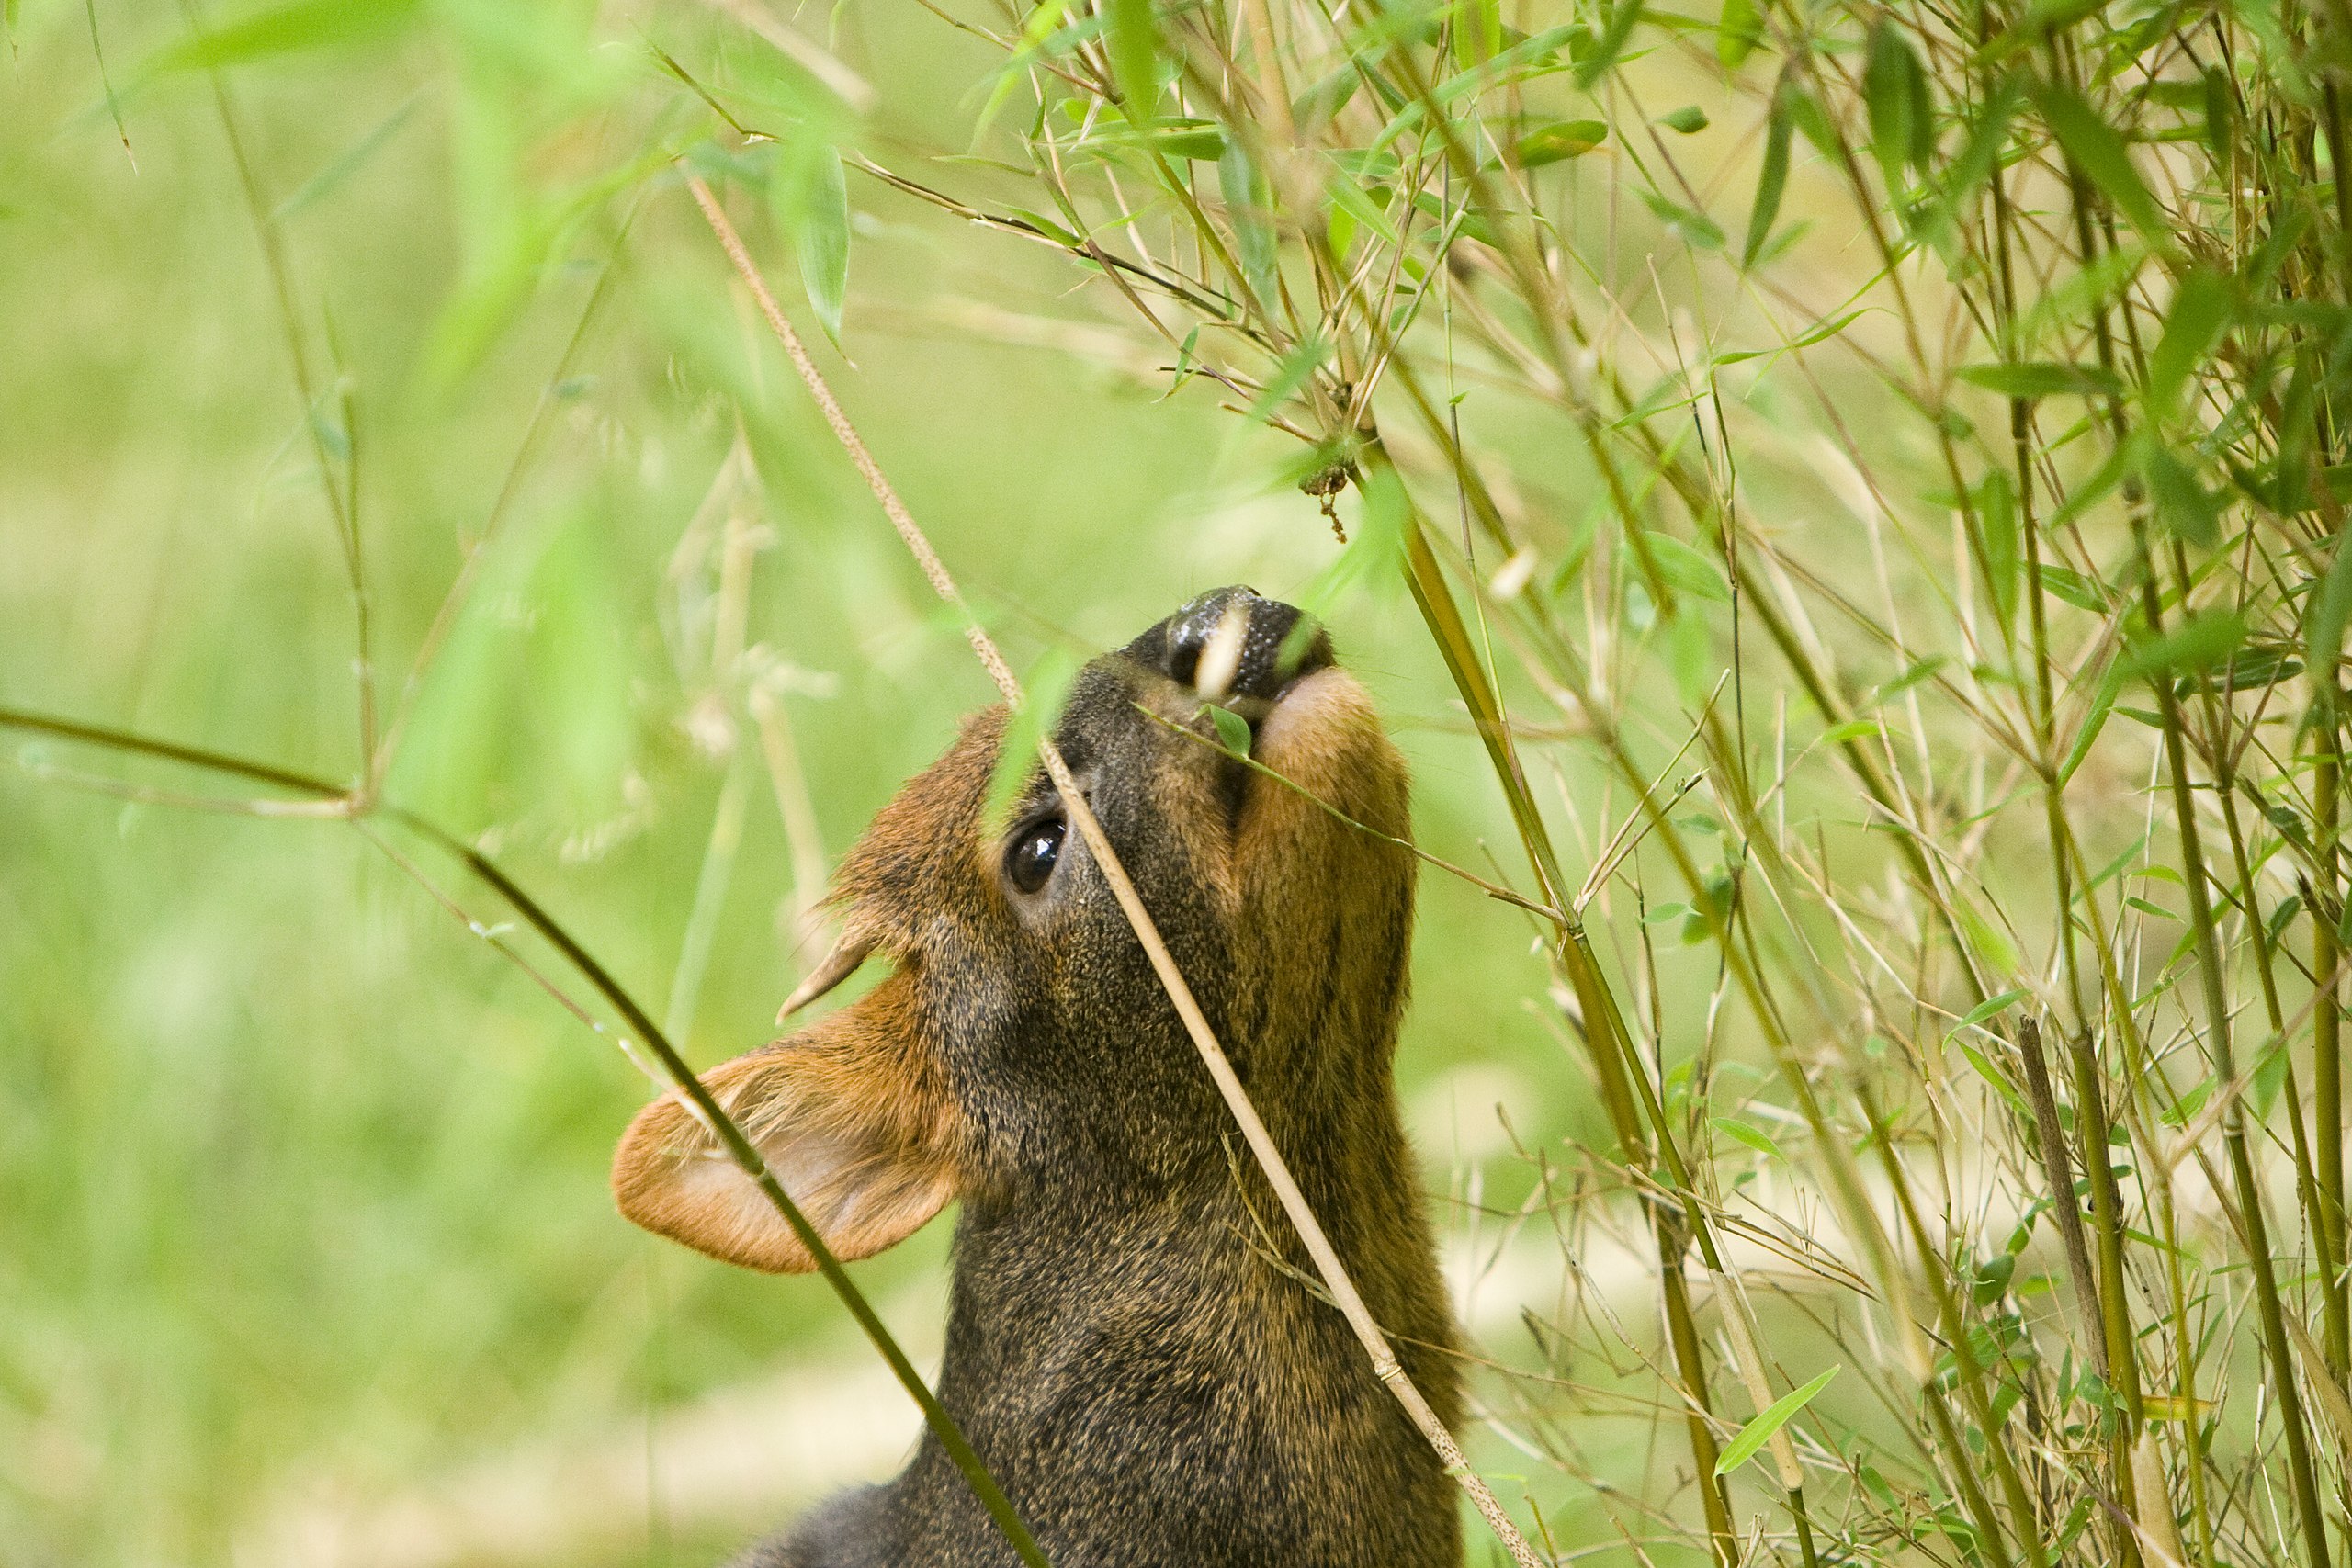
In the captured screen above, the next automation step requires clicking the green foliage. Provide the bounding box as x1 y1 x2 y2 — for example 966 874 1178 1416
17 0 2352 1562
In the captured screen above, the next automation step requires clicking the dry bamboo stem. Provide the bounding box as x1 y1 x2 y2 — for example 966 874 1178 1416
689 172 1546 1568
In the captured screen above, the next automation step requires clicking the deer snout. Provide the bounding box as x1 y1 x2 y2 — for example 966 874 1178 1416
1125 586 1333 705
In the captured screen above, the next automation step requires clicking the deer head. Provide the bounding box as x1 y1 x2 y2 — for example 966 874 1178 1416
612 587 1459 1568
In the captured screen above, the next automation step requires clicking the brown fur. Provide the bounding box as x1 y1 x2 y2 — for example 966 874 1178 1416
613 590 1462 1568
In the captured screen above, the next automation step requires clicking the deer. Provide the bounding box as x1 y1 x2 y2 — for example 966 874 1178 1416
611 586 1463 1567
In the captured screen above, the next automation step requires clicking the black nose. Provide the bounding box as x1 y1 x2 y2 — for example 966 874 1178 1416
1125 587 1333 702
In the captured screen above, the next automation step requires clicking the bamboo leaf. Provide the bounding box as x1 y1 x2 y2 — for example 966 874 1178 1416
2120 609 2250 682
1957 987 2030 1030
1513 119 1609 165
2033 82 2168 249
1863 20 1932 191
1643 531 1733 603
1743 75 1793 266
785 144 851 347
1716 0 1762 67
1106 0 1159 118
146 0 420 73
1712 1116 1785 1160
1980 468 2020 628
2308 525 2352 677
1206 704 1252 755
1577 0 1645 88
1219 143 1280 310
987 649 1080 825
1956 361 2124 398
2147 269 2233 423
1716 1367 1839 1474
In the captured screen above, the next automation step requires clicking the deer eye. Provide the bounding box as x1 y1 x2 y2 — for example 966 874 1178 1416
1005 816 1066 895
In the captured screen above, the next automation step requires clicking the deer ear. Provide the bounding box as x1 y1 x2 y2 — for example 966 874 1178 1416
611 977 961 1273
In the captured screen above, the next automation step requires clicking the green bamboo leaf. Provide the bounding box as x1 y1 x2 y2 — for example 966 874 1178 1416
1106 0 1159 118
2308 525 2352 679
1513 119 1609 166
1712 1116 1784 1160
2057 658 2124 787
1862 20 1930 192
1637 189 1724 251
987 649 1081 826
2038 565 2114 613
2119 608 2250 682
1074 118 1227 162
1206 704 1252 755
2147 269 2232 424
2136 436 2221 547
1643 531 1732 603
1980 468 2020 628
1744 75 1793 267
1955 361 2123 399
1661 105 1710 134
1957 987 2029 1031
1576 0 1644 88
1716 0 1761 67
1715 1366 1839 1475
2033 82 2168 249
1322 158 1401 246
1958 902 2022 974
146 0 420 73
1219 143 1279 310
790 144 851 348
1917 75 2022 250
2199 63 2233 162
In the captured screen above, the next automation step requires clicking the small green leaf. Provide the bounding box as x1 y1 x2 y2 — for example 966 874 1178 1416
2119 609 2249 682
1979 468 2020 629
2037 566 2112 613
1957 987 2029 1031
1743 74 1793 267
1514 119 1609 165
987 649 1081 826
1960 1042 2030 1118
1862 20 1932 191
1955 362 2123 399
786 144 850 347
1576 0 1645 88
1958 901 2022 975
1820 718 1885 745
1219 143 1280 310
146 0 420 73
1716 1367 1840 1475
2147 269 2232 423
2308 525 2352 679
2057 658 2124 787
2137 437 2221 547
1206 704 1253 756
1641 531 1733 603
1661 105 1710 133
2032 82 2168 249
1716 0 1761 67
1106 0 1159 118
1712 1116 1784 1160
1638 190 1724 250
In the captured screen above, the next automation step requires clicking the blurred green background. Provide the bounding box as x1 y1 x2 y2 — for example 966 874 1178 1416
0 4 1597 1562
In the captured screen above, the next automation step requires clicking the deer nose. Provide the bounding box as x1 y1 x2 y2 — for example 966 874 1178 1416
1129 587 1332 702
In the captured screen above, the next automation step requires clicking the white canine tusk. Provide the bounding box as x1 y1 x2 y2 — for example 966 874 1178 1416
1194 599 1250 701
775 932 876 1024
